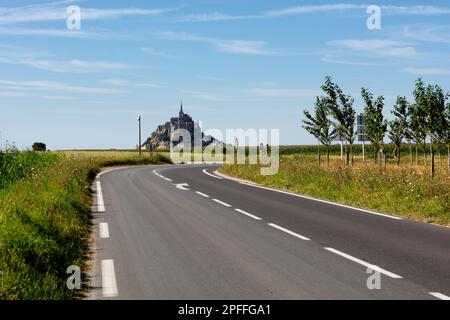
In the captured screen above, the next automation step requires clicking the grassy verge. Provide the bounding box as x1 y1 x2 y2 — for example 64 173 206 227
0 151 171 299
219 155 450 226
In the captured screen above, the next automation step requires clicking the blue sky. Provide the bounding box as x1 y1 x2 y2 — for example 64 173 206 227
1 0 450 149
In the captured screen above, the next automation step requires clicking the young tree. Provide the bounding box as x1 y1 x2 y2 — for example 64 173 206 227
424 83 447 177
408 97 427 166
388 119 403 165
321 76 355 165
391 96 411 166
444 99 450 174
302 97 336 165
361 88 387 165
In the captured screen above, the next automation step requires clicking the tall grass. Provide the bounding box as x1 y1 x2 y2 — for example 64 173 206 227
0 150 171 299
0 147 57 189
219 154 450 225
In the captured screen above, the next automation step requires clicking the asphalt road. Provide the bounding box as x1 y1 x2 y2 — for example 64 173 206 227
89 164 450 300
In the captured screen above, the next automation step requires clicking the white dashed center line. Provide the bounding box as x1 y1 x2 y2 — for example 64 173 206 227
268 223 310 241
195 191 210 198
212 199 232 207
324 247 402 279
235 209 262 220
429 292 450 300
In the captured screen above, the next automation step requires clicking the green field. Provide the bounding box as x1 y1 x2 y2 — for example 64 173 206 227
0 149 171 299
219 153 450 226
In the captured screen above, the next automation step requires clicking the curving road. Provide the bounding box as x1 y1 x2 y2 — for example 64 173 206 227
89 164 450 300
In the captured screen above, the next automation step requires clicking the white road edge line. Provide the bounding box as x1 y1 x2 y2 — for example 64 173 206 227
429 292 450 300
212 199 232 207
235 209 262 220
324 247 402 279
203 169 223 180
96 181 105 212
240 182 402 220
97 167 128 178
268 223 310 241
195 191 210 198
99 222 110 239
102 259 118 298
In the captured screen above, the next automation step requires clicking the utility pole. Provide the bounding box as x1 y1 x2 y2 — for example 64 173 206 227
137 116 142 156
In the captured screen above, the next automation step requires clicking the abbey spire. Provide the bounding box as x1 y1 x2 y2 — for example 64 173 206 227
179 100 184 115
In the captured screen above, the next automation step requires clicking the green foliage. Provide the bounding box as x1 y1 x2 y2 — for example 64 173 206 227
0 151 171 299
302 97 335 146
32 142 47 152
0 147 57 189
361 87 387 154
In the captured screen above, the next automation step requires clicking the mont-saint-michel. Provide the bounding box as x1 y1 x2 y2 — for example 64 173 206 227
143 101 224 151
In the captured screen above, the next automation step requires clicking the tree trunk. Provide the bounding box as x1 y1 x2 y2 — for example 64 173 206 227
350 143 354 166
326 146 330 165
345 142 349 165
415 143 418 166
430 142 435 178
424 142 427 167
409 140 412 169
397 145 400 166
318 143 321 166
448 146 450 176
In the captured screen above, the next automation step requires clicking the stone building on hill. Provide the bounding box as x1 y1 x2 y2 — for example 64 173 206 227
143 101 222 151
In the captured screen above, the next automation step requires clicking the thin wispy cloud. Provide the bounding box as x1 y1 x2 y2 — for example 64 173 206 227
249 88 320 98
403 67 450 76
154 31 275 55
102 79 166 89
327 39 418 59
404 25 450 44
0 80 126 94
0 2 179 24
0 45 139 73
0 91 30 97
178 4 450 22
0 27 97 38
141 47 180 59
180 89 226 101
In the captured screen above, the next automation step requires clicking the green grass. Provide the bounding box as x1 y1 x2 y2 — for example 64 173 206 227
0 150 171 299
0 148 58 189
219 154 450 226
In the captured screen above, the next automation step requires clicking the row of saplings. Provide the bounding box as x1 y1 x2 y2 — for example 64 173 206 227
302 77 450 177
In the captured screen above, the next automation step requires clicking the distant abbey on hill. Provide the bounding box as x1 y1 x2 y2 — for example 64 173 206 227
143 101 223 151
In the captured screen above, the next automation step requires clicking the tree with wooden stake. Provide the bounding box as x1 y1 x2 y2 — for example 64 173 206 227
321 76 355 165
361 88 387 166
444 99 450 175
388 119 403 166
408 95 427 166
391 96 410 167
422 82 447 178
302 96 336 166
